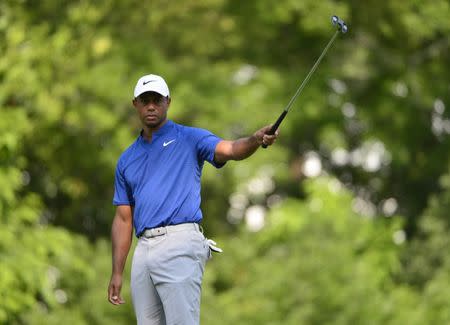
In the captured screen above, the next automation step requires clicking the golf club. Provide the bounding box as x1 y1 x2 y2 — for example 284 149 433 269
262 15 348 148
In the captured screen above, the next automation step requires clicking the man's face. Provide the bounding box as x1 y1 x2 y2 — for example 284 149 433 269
133 91 171 129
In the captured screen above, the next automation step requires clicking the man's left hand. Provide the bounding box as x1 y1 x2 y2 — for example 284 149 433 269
254 125 279 147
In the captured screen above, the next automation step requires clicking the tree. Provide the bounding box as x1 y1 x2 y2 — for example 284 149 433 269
2 0 450 323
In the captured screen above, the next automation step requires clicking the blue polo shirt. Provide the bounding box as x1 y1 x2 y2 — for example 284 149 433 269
113 120 225 237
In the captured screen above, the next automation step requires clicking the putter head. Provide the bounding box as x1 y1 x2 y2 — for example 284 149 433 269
332 15 348 33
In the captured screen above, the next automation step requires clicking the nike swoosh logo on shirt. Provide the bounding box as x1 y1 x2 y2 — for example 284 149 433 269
163 140 176 147
143 80 156 85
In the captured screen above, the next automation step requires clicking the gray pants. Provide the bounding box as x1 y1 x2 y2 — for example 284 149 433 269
131 223 211 325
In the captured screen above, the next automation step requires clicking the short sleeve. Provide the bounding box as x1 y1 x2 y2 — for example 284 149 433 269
191 128 226 168
112 160 134 206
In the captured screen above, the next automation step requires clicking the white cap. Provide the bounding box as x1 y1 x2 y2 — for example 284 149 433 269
133 74 170 98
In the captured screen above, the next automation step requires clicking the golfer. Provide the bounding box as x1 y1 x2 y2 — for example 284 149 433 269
108 74 278 324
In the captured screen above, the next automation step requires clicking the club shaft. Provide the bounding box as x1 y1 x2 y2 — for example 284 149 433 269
283 30 339 114
261 30 340 148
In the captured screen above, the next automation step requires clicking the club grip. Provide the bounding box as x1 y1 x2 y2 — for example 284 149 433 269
262 110 287 148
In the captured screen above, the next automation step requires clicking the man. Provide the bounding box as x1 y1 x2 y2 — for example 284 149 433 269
107 74 278 324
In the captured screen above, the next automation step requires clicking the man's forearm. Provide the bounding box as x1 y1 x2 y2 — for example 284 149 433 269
229 135 260 160
215 125 278 163
111 217 132 276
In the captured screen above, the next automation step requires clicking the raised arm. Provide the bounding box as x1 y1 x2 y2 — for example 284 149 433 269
214 125 279 164
108 204 133 305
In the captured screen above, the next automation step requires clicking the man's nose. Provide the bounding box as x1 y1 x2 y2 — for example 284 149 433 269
145 102 157 110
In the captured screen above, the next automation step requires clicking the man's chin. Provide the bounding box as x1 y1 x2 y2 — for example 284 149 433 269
145 119 166 129
146 122 161 128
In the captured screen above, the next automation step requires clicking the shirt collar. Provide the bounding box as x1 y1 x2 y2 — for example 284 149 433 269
139 120 174 143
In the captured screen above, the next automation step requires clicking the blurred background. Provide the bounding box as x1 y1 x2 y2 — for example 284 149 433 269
1 0 450 324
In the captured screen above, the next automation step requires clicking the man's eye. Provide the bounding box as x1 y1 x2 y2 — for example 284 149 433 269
140 96 162 105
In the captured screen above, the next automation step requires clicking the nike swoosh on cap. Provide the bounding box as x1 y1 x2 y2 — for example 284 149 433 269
143 80 156 85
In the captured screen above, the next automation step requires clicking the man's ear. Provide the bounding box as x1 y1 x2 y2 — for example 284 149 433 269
132 98 138 108
166 97 171 106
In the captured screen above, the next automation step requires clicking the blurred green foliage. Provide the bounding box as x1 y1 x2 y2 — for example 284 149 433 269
1 0 450 324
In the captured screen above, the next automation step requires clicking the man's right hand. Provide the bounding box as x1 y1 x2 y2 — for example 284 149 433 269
108 274 125 305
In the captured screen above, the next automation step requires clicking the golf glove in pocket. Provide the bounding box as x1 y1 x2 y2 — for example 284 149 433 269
206 239 223 253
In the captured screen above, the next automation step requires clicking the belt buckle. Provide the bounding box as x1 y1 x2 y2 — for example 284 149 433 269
150 227 166 237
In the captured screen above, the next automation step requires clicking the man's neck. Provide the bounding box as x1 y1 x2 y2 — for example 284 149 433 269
142 119 168 141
